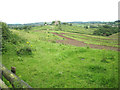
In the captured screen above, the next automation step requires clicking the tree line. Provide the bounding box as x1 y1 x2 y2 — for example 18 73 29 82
93 25 119 36
9 25 32 30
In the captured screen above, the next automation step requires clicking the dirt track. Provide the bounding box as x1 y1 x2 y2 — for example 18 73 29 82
52 32 119 51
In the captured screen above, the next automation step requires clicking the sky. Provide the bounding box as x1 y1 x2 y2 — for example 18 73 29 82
0 0 119 24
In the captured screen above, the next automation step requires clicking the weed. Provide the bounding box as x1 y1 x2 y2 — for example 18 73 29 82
76 48 87 53
17 57 23 61
78 56 85 60
99 77 117 87
52 41 56 43
88 65 106 73
91 59 95 62
17 47 32 55
101 57 108 63
86 46 90 49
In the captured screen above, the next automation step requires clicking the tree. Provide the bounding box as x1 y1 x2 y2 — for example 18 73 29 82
93 25 118 36
69 23 72 26
1 22 12 53
62 22 68 25
44 22 47 25
1 22 11 40
84 26 88 29
90 25 97 28
103 25 110 28
52 21 55 25
58 21 61 25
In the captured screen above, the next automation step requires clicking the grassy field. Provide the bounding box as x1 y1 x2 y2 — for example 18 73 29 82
55 25 97 34
59 32 118 47
2 25 118 88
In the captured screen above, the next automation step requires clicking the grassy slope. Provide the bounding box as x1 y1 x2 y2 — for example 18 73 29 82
2 25 118 88
49 25 118 47
60 33 118 47
55 25 96 34
108 33 119 39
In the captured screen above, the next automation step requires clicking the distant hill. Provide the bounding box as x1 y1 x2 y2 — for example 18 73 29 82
8 22 53 27
115 20 120 22
66 21 104 24
8 21 117 26
8 22 45 26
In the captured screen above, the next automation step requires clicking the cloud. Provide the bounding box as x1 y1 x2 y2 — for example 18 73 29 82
0 0 119 24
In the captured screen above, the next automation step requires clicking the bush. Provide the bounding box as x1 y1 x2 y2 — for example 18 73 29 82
1 22 11 40
16 41 33 56
90 25 97 28
1 22 12 53
84 26 88 29
52 41 56 43
93 25 118 36
1 22 26 54
17 47 32 56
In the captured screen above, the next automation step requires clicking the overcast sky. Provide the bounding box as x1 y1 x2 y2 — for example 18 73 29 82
0 0 119 24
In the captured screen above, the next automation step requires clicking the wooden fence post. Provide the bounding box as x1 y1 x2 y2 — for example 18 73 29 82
0 63 32 88
11 67 16 75
11 67 16 88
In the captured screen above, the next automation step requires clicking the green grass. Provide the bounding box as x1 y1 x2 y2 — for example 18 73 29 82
31 25 54 31
108 33 119 39
54 25 96 34
59 32 118 47
2 25 118 88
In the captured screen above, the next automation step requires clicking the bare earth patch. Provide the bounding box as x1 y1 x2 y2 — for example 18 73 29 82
52 32 119 51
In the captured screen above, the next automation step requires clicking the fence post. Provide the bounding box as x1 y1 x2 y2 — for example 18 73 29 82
11 67 16 75
0 63 32 88
11 67 16 88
